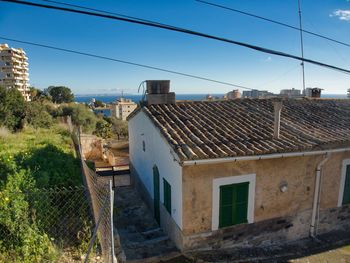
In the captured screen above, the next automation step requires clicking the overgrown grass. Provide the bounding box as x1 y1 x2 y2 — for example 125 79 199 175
0 125 74 159
0 124 91 262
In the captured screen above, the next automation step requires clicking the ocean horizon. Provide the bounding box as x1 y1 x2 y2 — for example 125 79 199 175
75 93 348 103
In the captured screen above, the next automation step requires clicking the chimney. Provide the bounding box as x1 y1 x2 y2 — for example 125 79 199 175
273 101 283 139
145 80 175 105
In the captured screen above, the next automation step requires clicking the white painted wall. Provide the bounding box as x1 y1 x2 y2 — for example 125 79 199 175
129 110 183 229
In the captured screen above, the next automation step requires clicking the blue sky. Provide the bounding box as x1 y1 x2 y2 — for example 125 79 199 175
0 0 349 95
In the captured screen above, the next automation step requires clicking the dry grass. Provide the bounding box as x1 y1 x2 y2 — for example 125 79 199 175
0 126 12 139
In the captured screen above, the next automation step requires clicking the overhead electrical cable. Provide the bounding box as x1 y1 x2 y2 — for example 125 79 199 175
0 36 252 89
195 0 350 49
1 0 350 75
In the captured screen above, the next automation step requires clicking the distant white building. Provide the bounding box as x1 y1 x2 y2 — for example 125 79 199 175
242 89 274 98
0 44 30 101
226 89 241 100
111 98 137 120
280 88 301 98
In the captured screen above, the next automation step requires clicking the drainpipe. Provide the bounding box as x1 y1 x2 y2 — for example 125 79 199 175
310 153 330 237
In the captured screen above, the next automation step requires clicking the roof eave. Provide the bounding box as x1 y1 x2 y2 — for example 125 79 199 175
182 146 350 166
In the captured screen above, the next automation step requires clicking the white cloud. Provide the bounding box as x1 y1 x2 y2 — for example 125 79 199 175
265 56 272 62
331 9 350 21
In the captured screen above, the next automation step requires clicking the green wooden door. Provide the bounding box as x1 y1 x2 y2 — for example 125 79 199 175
342 165 350 205
153 166 160 224
219 182 249 228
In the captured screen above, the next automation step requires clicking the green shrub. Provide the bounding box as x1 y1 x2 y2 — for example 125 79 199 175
61 103 97 133
0 86 26 132
0 169 57 263
24 102 53 129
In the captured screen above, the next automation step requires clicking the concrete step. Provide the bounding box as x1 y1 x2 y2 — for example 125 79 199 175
126 235 170 249
141 227 164 240
126 251 183 263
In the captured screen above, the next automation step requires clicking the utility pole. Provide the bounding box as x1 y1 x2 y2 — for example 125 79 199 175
298 0 306 95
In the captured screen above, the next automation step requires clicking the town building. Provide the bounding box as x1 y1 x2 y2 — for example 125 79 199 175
226 89 241 99
305 87 322 98
128 82 350 251
242 89 274 98
280 88 301 98
0 44 30 101
110 98 137 120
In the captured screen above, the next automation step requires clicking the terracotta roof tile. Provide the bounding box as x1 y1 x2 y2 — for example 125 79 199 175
143 99 350 161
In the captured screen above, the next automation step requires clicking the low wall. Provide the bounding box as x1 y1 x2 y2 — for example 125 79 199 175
182 210 310 251
182 205 350 251
98 174 130 187
318 204 350 234
80 134 103 160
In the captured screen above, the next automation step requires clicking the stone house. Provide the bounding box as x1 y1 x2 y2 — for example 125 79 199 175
128 98 350 251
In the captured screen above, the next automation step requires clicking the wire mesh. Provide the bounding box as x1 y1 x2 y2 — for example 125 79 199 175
73 128 115 263
0 185 99 262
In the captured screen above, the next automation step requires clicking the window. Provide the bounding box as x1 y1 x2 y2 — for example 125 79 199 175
342 164 350 205
163 179 171 214
219 182 249 228
212 174 255 230
142 140 146 152
338 160 350 207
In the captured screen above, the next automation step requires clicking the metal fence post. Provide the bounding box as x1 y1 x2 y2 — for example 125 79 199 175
110 180 116 263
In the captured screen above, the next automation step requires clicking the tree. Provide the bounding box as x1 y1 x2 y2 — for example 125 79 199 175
61 103 97 133
110 117 128 140
94 100 104 108
29 87 51 102
0 86 26 131
25 102 53 128
47 86 74 104
94 120 113 139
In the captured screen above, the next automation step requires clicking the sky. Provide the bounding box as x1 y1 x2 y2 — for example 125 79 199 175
0 0 349 95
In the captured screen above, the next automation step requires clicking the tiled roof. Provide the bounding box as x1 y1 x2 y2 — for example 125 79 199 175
142 99 350 161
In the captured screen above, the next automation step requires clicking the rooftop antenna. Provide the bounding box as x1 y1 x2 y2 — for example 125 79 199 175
298 0 306 95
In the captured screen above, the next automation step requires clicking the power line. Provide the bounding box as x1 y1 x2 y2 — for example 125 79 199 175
0 36 252 90
195 0 350 49
297 0 306 93
42 0 180 30
1 0 350 75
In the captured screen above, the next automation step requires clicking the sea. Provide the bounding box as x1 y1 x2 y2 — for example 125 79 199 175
75 93 348 104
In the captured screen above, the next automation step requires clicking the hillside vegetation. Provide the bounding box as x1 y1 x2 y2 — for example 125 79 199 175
0 125 87 262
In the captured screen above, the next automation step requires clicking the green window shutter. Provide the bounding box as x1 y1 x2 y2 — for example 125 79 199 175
235 182 249 224
163 179 172 214
219 185 234 228
342 165 350 205
219 182 249 228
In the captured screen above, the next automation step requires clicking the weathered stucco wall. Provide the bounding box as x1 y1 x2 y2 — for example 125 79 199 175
320 152 350 209
182 152 350 236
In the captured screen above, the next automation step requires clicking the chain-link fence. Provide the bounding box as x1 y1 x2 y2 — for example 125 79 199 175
0 185 99 263
72 128 116 263
0 119 115 263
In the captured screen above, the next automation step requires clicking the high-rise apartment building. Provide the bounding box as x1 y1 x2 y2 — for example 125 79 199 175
0 44 30 101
